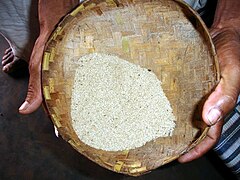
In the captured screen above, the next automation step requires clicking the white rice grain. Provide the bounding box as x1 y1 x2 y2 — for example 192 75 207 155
71 53 176 151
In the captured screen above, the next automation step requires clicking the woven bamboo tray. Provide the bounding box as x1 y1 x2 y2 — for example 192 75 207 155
42 0 219 176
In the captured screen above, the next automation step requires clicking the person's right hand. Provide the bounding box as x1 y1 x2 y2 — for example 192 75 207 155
19 0 79 114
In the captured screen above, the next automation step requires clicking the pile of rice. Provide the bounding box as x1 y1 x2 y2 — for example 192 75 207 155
71 53 176 151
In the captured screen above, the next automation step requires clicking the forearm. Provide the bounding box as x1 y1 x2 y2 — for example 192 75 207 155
212 0 240 31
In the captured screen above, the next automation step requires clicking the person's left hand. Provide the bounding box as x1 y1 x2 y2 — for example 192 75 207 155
178 121 223 162
178 26 240 162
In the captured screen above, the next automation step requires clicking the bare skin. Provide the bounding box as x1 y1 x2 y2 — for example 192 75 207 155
2 47 21 73
179 0 240 162
19 0 79 114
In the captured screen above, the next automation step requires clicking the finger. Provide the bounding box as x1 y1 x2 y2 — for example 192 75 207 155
202 81 237 126
178 120 223 163
19 39 44 114
18 80 43 114
18 67 43 114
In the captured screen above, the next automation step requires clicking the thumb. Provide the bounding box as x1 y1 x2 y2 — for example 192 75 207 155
202 80 237 126
18 76 42 114
19 37 44 114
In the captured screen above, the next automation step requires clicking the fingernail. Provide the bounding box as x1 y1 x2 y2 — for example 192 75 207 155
19 101 30 111
207 108 222 125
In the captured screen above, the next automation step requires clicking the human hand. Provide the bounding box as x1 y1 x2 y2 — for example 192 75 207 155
18 0 79 114
179 26 240 163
